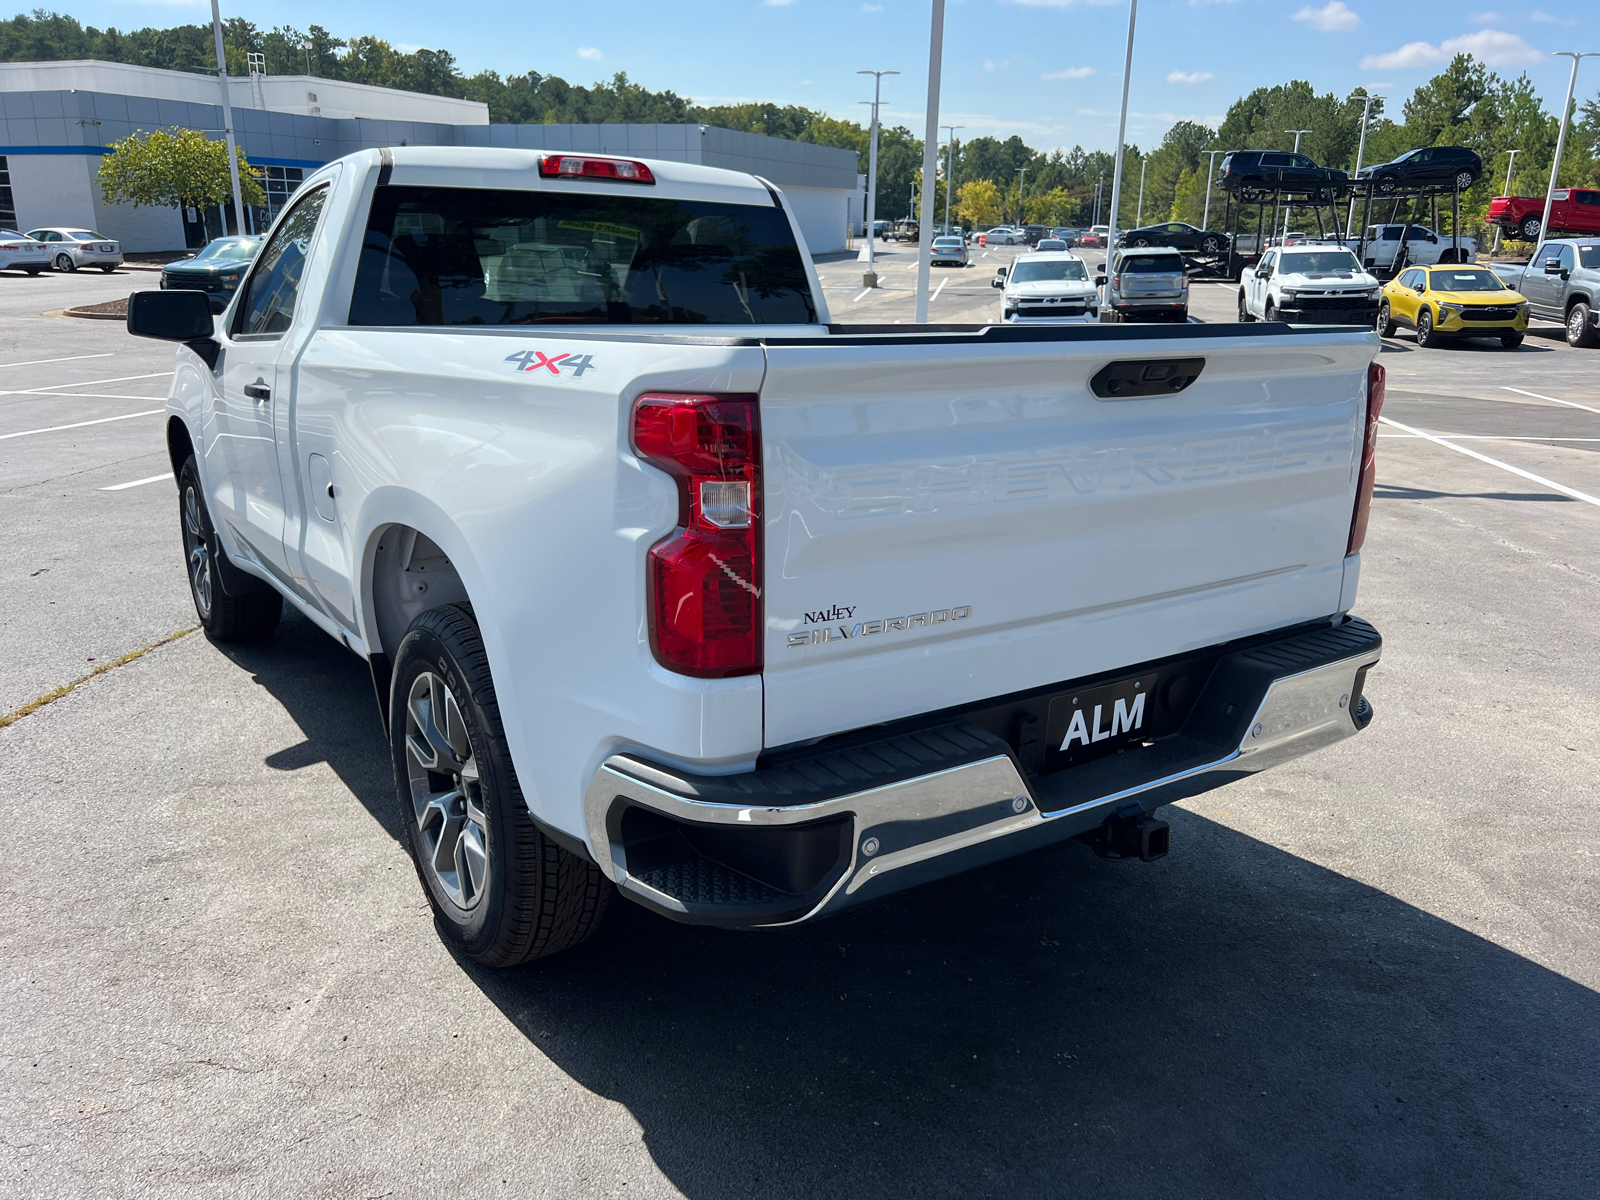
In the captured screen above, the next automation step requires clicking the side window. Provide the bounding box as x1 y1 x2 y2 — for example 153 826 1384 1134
1576 191 1600 207
1558 246 1575 270
233 184 329 338
1382 228 1401 241
1533 244 1555 267
1261 154 1290 167
1290 155 1314 168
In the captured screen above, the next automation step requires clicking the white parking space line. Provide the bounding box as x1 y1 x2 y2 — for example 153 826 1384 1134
0 371 174 396
1378 416 1600 509
932 278 948 301
0 409 164 441
1500 386 1600 417
5 392 171 401
0 352 115 370
1379 434 1600 442
852 289 874 303
98 472 174 492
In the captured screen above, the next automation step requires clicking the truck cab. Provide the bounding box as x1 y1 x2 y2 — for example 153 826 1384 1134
1353 224 1476 273
1489 238 1600 348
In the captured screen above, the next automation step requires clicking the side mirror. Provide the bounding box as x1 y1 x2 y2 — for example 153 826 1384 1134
995 266 1008 277
1095 275 1108 287
1427 234 1437 243
127 289 214 342
1255 269 1270 279
1544 259 1563 274
990 277 1002 288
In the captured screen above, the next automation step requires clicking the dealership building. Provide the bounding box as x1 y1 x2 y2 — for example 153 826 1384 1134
0 60 863 253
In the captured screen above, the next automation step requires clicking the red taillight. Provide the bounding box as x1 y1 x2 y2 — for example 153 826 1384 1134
538 154 655 184
1348 361 1385 556
633 393 761 678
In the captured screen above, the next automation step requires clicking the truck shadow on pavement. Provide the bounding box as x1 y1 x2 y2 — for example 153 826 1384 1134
230 612 1600 1199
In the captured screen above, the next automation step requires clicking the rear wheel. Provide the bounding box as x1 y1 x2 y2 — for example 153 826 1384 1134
392 604 610 967
1454 169 1475 191
53 253 75 273
177 455 282 642
1238 291 1254 322
1377 300 1397 338
1415 308 1435 347
1133 237 1149 247
99 264 116 273
1567 302 1597 348
1519 215 1541 242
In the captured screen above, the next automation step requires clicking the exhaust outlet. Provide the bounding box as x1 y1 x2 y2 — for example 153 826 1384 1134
1082 803 1170 862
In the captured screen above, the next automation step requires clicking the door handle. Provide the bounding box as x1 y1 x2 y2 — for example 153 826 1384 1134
244 380 271 402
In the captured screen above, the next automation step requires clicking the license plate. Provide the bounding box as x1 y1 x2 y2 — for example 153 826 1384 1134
1044 672 1157 772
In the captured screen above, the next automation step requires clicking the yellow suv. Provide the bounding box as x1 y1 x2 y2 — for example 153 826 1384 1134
1377 264 1528 348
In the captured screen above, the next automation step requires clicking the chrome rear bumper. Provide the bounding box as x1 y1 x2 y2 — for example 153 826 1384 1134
583 618 1380 928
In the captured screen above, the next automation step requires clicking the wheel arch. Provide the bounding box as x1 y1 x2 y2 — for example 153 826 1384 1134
165 415 195 478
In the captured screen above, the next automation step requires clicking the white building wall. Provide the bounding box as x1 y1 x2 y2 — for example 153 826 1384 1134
5 154 98 233
778 183 852 255
90 184 186 253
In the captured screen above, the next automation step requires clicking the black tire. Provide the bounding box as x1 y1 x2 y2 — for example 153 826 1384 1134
1378 179 1396 196
1237 290 1254 322
1415 308 1435 347
1500 334 1524 349
1377 300 1397 338
1455 170 1475 191
1264 300 1277 323
24 266 41 276
1519 215 1541 242
391 604 610 967
1567 302 1598 349
1133 237 1149 247
54 253 75 273
99 265 116 273
177 455 282 642
1201 236 1221 253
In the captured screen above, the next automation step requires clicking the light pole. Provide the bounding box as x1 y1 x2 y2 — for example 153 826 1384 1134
1539 52 1598 247
209 0 247 238
857 69 899 288
942 124 963 233
1135 156 1146 226
1200 148 1226 231
1014 166 1028 226
1282 128 1312 241
1345 94 1377 239
1490 149 1520 253
914 0 946 324
1100 0 1137 322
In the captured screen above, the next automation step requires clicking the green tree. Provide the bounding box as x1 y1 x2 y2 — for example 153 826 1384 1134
955 179 1002 227
96 128 265 214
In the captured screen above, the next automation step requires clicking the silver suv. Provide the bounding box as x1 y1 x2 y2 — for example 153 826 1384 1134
1103 246 1188 322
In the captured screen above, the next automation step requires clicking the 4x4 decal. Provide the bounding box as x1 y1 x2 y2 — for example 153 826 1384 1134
505 350 597 377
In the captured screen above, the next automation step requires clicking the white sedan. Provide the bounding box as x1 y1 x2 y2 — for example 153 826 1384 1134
0 229 50 275
27 228 123 273
983 226 1023 246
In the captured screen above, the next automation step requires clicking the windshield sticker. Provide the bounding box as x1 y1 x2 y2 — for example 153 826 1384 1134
556 220 641 240
505 350 596 377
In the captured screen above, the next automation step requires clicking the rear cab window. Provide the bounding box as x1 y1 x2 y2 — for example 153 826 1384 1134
350 185 817 326
1118 253 1182 273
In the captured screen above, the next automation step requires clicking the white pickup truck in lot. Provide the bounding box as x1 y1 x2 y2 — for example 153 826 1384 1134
1351 224 1477 273
130 147 1385 966
1238 246 1382 325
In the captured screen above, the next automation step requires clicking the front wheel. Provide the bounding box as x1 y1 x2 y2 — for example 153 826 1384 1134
24 266 41 276
1201 236 1221 254
1377 301 1397 337
1238 291 1255 322
1567 302 1598 348
1500 333 1524 349
392 605 611 967
1264 301 1277 323
54 253 75 273
177 455 282 641
1415 308 1435 347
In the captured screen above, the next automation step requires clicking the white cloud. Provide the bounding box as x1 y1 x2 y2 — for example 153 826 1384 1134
576 46 604 60
1167 70 1213 85
1188 0 1238 6
1292 2 1360 32
1469 10 1504 21
1360 28 1543 70
1529 9 1577 23
1042 67 1095 80
1365 82 1394 91
860 2 883 9
764 0 795 6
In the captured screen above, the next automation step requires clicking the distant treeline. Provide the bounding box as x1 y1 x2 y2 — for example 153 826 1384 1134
5 11 1597 231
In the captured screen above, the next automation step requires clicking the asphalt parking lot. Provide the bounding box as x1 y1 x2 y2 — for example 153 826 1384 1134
3 262 1598 1198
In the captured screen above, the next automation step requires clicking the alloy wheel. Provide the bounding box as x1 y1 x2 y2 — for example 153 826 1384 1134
182 484 213 617
1455 171 1474 190
54 253 75 272
1417 311 1433 346
404 671 489 911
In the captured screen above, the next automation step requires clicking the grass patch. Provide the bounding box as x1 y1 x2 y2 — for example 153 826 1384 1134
0 626 198 730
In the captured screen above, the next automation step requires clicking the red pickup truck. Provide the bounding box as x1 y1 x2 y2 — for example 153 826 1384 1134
1489 189 1600 242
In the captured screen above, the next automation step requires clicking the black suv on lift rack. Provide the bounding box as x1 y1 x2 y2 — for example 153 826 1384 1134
1218 150 1349 200
1356 146 1481 194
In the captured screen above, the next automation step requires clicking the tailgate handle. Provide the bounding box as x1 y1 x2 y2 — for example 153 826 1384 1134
1090 357 1205 399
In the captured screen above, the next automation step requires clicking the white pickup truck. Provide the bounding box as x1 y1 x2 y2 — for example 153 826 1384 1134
130 147 1385 967
1351 224 1477 273
1238 246 1382 325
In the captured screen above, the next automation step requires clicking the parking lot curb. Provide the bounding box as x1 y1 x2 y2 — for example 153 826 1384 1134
55 305 126 321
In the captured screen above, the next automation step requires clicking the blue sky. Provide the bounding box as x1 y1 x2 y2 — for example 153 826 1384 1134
75 0 1600 151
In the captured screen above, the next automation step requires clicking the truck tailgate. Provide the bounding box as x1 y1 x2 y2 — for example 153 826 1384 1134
758 327 1376 747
